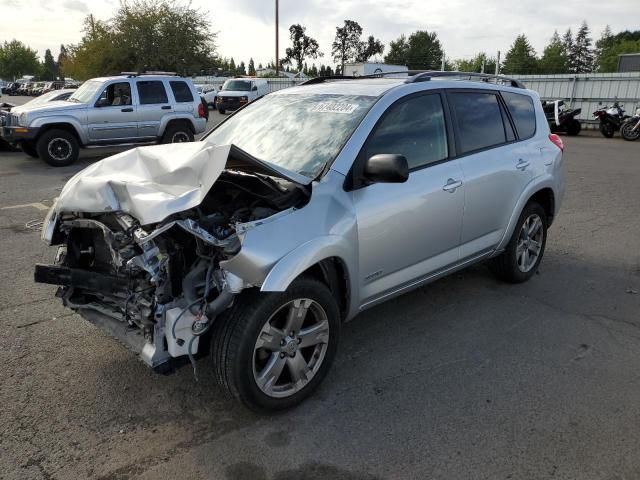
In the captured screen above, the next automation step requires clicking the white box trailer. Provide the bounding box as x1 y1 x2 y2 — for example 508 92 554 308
344 62 408 78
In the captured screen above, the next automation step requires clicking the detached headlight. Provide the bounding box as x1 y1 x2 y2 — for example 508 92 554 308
18 113 28 127
41 200 58 245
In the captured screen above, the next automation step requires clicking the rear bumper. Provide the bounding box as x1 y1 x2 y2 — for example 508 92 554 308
1 125 39 144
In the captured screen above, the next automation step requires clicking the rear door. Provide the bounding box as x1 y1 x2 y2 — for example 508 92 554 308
136 80 171 139
351 92 465 306
447 89 535 259
86 80 137 141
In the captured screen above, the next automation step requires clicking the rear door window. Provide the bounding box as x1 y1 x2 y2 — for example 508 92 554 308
501 91 536 139
449 92 507 154
365 94 449 170
169 81 194 103
137 81 169 105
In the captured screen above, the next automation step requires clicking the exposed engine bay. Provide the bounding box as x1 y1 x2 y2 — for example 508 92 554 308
35 166 309 371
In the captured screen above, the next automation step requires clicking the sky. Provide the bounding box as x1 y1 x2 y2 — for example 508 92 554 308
0 0 638 67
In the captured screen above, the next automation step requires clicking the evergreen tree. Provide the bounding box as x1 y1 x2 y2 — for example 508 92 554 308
502 34 538 74
229 57 236 74
594 25 614 71
43 48 58 80
539 31 568 74
571 21 594 73
562 29 575 72
319 64 326 76
248 58 256 76
57 44 68 79
238 61 246 75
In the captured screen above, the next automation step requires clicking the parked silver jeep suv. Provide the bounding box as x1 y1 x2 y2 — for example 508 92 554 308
2 73 207 166
35 72 565 411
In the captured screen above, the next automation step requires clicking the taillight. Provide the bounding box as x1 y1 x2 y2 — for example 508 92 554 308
198 102 205 118
549 133 564 152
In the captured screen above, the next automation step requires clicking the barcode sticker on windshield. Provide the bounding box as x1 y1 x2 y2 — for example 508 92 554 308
310 102 359 114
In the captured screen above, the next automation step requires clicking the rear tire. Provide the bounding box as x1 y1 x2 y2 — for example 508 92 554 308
211 277 340 412
566 119 581 136
218 109 226 114
20 141 39 158
161 123 194 144
490 202 547 284
599 121 615 138
36 129 79 167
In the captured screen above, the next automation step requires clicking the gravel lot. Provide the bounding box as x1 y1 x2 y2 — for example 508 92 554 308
1 95 639 479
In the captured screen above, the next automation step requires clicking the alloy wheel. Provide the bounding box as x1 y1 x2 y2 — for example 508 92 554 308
516 213 544 273
252 298 330 398
47 138 72 162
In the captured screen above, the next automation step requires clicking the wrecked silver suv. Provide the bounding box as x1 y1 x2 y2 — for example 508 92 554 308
35 73 565 411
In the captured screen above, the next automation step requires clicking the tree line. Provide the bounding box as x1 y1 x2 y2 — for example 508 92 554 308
499 22 640 75
1 0 638 82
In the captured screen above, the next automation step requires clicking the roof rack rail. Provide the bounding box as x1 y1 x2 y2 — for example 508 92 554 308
300 75 358 85
406 71 526 88
120 71 179 78
299 70 526 89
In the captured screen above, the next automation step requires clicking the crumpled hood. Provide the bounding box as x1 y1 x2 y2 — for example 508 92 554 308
54 141 311 226
56 142 229 225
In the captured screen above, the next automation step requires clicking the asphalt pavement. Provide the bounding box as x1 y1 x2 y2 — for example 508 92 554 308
1 97 639 480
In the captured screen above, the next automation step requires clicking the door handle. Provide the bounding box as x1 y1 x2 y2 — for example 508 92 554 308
121 107 133 112
161 105 171 110
442 178 463 193
516 159 530 170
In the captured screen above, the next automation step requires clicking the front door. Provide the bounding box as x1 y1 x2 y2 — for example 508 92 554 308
351 93 465 306
87 81 137 141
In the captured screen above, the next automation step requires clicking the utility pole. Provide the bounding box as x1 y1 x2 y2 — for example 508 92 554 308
495 50 501 75
441 55 445 71
275 0 279 77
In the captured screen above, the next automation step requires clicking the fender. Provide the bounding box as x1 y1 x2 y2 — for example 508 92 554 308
260 235 359 315
495 174 557 252
158 113 205 137
30 116 87 144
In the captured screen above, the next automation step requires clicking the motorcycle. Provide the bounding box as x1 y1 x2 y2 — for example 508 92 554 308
620 108 640 142
593 101 629 138
542 100 582 136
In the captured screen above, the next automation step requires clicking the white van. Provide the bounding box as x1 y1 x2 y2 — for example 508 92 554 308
215 78 269 114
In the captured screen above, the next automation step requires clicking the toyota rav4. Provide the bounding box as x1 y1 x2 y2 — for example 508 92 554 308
35 72 565 411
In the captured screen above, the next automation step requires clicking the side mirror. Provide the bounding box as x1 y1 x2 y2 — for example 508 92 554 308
363 154 409 184
252 85 258 91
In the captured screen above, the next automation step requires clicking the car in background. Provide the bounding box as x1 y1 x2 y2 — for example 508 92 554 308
196 84 219 109
19 89 75 107
216 78 269 114
1 73 207 166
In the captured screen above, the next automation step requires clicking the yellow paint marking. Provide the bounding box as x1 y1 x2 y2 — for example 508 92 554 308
1 202 50 211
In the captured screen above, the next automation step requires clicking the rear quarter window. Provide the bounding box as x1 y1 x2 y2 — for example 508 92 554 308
170 81 194 103
502 91 536 139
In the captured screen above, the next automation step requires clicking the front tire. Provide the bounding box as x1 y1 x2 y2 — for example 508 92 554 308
621 121 640 141
211 277 340 412
490 202 547 283
218 108 226 114
36 129 79 167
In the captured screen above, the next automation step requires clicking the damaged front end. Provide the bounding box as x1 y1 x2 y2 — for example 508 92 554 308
35 143 310 370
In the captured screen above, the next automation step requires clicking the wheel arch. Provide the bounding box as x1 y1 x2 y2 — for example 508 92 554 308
496 181 558 252
259 236 357 321
160 116 195 137
35 122 83 146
